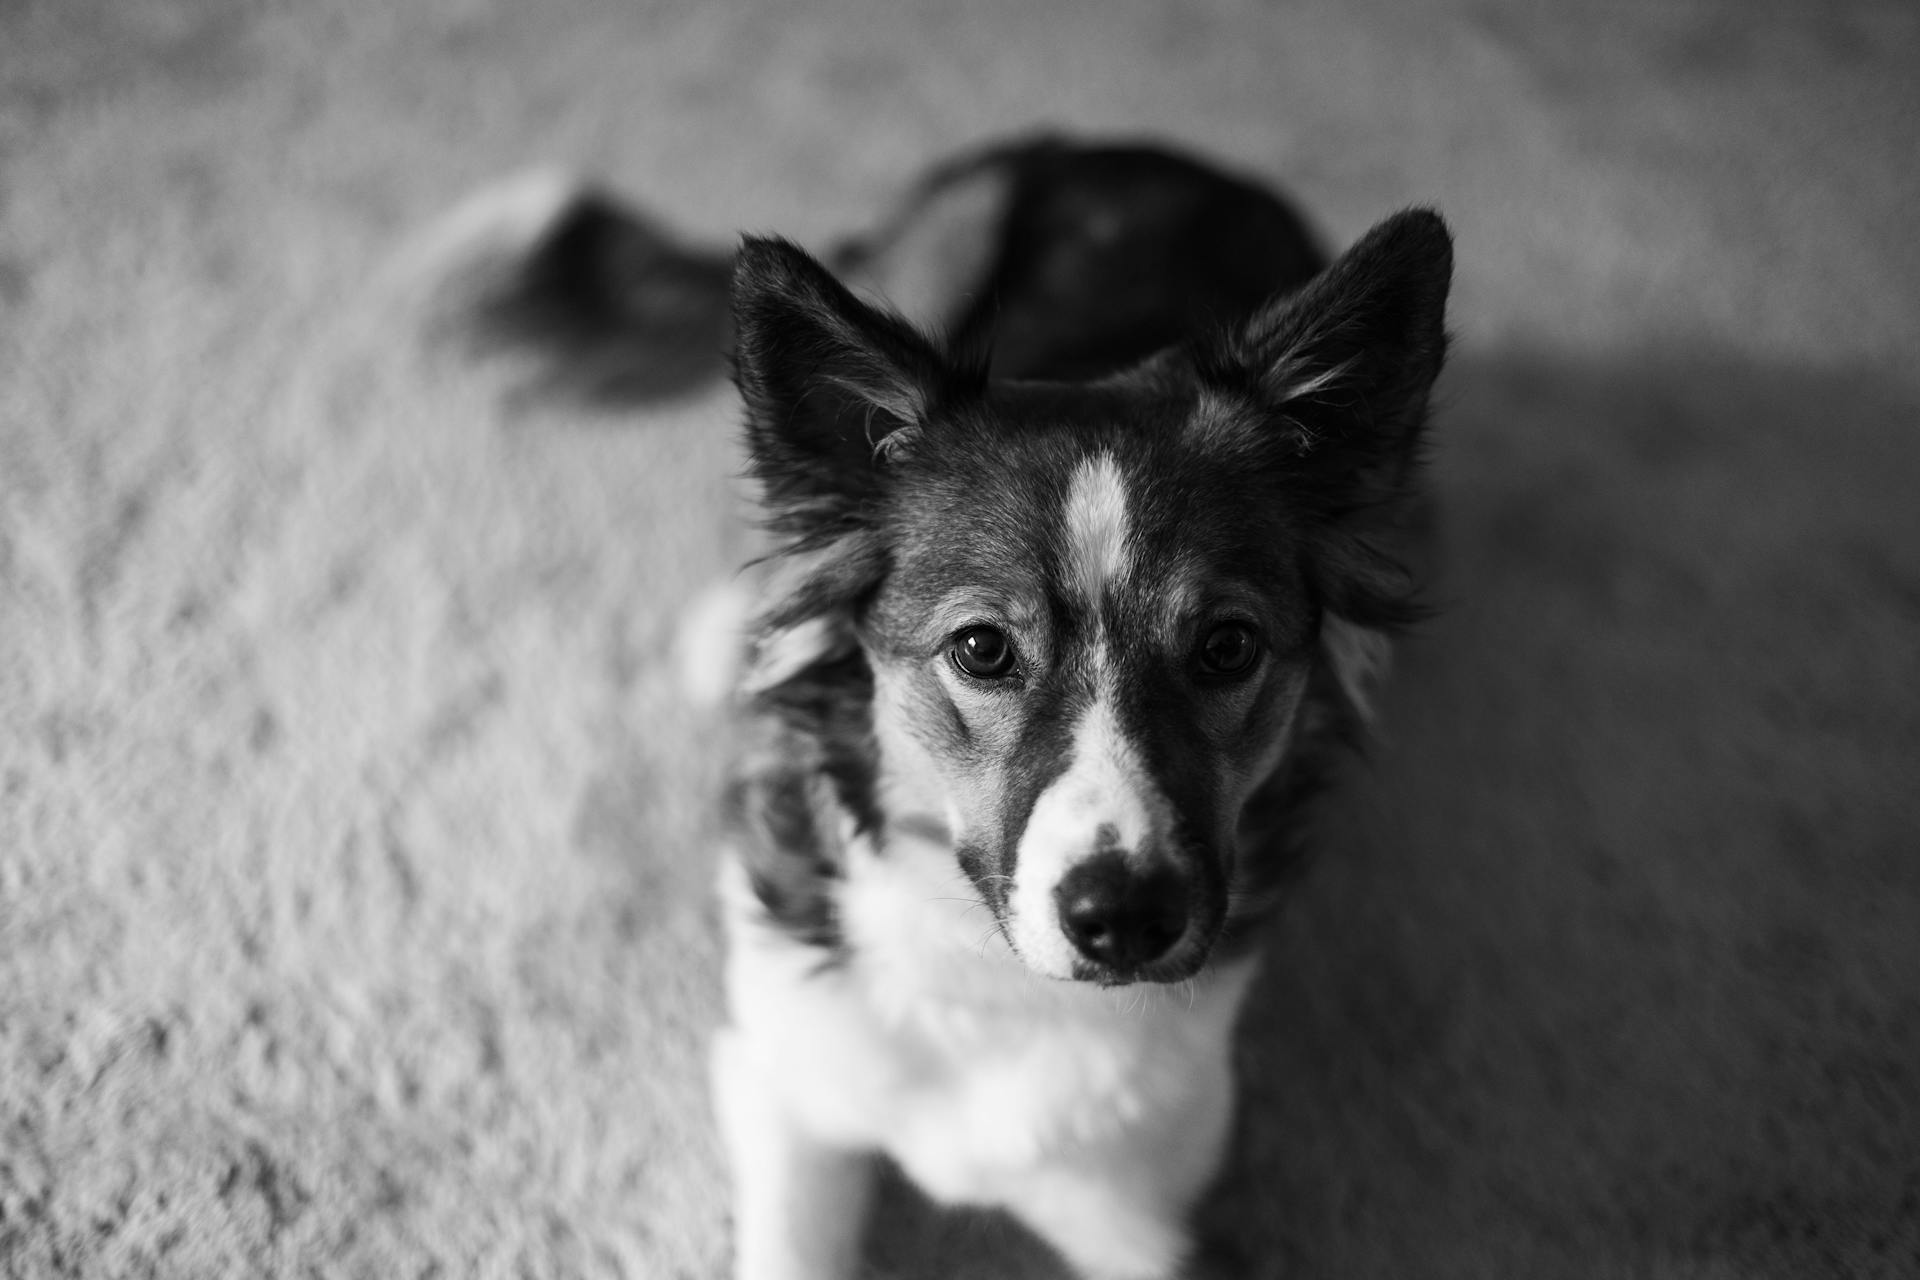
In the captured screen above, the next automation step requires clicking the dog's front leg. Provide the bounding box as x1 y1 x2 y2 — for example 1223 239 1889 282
1008 1056 1240 1280
712 1027 875 1280
1007 1170 1195 1280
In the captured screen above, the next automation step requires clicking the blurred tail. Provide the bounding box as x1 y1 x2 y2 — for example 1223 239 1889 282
409 171 735 407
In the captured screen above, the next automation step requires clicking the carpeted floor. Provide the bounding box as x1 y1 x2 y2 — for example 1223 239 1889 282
2 1 1917 1276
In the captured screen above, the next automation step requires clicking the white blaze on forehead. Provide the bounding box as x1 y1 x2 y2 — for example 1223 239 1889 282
1008 699 1172 978
1006 452 1156 976
1061 451 1133 607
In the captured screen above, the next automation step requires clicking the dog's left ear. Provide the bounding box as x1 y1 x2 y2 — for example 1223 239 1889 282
1208 207 1451 470
732 237 961 547
1198 208 1452 626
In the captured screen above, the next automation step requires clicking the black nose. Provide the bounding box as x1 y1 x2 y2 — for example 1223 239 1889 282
1054 851 1189 971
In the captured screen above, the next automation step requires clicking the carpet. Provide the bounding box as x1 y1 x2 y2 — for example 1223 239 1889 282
2 0 1916 1275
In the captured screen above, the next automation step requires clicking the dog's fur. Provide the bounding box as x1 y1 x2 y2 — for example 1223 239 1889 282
430 136 1451 1280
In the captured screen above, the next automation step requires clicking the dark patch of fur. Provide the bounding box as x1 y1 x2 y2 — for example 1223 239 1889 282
921 137 1329 381
1216 656 1370 958
724 649 881 956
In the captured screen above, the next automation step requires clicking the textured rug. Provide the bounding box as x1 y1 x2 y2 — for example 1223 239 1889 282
2 1 1917 1276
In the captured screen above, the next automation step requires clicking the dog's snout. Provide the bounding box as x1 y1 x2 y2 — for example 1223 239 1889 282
1053 852 1188 972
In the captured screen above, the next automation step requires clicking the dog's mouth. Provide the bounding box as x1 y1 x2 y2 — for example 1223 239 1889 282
1068 932 1215 987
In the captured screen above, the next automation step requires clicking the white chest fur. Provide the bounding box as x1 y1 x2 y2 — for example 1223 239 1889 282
719 834 1258 1214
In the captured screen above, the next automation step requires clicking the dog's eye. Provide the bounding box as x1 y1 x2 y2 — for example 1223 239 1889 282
951 626 1017 680
1197 622 1261 679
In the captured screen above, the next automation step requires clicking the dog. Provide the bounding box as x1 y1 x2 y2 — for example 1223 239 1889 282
427 136 1452 1280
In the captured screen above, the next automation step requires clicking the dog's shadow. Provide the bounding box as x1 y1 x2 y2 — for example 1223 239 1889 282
863 349 1920 1279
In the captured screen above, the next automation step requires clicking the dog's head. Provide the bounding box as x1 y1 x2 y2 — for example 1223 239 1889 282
732 211 1450 985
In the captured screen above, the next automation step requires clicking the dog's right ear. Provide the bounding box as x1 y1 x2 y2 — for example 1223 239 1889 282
732 237 960 546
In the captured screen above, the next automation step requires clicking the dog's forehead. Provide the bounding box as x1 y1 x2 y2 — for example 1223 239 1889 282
883 403 1298 624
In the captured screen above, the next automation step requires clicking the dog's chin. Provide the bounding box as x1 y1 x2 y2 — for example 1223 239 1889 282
996 921 1216 987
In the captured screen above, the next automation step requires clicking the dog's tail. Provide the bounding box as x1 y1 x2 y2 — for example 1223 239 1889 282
404 171 735 407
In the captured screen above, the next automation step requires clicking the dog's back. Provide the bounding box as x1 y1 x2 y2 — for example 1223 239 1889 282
835 137 1328 380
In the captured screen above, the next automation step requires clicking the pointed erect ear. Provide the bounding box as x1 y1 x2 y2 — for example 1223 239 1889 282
731 236 967 545
1202 207 1452 472
1198 209 1453 629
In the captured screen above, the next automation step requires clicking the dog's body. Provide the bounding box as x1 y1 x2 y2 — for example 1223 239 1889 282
715 825 1260 1279
433 137 1452 1280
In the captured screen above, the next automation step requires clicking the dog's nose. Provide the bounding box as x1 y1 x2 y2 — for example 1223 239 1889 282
1053 851 1188 971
